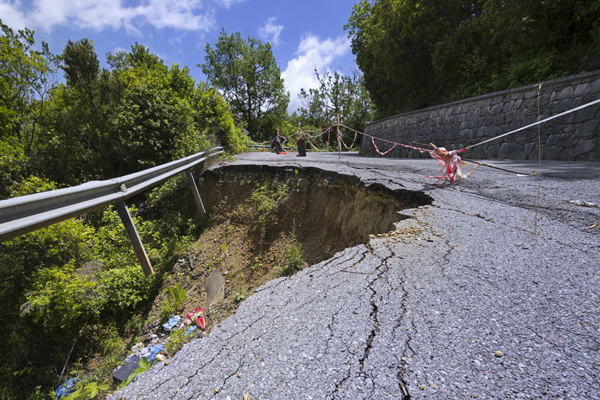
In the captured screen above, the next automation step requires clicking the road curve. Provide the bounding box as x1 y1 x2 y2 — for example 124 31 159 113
109 152 600 400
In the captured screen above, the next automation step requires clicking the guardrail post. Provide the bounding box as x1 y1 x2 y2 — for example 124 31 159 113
186 169 206 214
115 201 154 275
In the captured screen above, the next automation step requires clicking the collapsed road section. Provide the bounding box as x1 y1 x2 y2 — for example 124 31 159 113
198 165 432 264
109 153 600 400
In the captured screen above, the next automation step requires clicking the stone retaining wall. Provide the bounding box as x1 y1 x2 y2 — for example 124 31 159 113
360 71 600 161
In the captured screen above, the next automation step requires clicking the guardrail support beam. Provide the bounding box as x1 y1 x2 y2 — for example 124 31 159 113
186 170 206 214
115 201 154 276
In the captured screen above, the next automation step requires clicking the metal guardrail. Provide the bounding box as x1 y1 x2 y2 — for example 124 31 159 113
0 146 223 275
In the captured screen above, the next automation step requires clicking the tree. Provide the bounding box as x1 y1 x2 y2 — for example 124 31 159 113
298 69 373 133
200 29 289 141
62 38 100 112
0 30 249 400
345 0 600 117
345 0 473 116
0 20 58 195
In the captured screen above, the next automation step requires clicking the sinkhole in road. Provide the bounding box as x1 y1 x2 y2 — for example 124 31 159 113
197 165 432 265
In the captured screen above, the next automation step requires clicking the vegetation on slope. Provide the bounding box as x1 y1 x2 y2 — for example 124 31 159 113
0 20 248 399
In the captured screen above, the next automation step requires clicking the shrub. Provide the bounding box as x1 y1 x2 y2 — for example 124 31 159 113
100 265 149 311
27 261 100 331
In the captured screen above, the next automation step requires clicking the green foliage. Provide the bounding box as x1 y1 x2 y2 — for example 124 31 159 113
280 224 306 276
110 66 199 172
193 84 249 153
0 140 27 199
234 289 246 302
160 283 187 322
92 203 195 271
63 381 109 400
27 261 99 330
0 19 58 196
7 175 58 197
61 38 100 120
345 0 600 117
298 69 373 135
107 42 167 72
0 23 249 400
252 257 263 270
200 29 289 141
100 326 124 355
100 266 148 311
0 215 94 398
165 327 192 354
35 42 246 186
247 182 288 239
0 217 94 315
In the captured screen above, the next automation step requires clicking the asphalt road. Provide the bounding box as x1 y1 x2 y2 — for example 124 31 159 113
109 152 600 400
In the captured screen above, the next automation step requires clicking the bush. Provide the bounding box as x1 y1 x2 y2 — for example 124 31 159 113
27 261 100 331
100 265 149 312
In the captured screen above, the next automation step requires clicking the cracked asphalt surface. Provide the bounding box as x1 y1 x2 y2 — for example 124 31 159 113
109 152 600 400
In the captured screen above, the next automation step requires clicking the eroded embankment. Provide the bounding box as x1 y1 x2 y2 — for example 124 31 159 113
198 165 432 264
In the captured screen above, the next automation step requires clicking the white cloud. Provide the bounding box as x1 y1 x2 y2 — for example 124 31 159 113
258 17 283 47
0 0 216 34
217 0 246 8
281 34 351 114
0 0 28 30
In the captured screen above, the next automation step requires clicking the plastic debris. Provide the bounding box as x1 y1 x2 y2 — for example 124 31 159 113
162 315 181 331
428 143 478 183
113 356 141 383
140 347 152 358
145 344 164 362
185 325 198 336
131 342 144 352
186 307 206 330
55 377 80 399
568 199 599 208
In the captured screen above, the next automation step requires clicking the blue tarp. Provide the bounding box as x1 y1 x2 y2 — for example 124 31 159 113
55 377 80 399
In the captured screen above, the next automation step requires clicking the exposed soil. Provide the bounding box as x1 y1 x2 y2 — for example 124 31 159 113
85 165 431 396
140 165 431 338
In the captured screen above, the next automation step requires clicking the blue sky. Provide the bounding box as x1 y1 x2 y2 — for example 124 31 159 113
1 0 359 113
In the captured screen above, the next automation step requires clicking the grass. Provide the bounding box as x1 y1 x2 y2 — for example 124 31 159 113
160 283 187 323
247 182 288 239
100 326 124 355
234 289 246 302
280 223 306 276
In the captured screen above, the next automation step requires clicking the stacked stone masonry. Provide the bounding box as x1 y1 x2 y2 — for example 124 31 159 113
360 70 600 161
